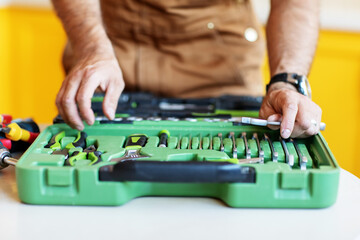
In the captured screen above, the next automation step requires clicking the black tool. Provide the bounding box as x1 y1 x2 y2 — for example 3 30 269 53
158 130 170 148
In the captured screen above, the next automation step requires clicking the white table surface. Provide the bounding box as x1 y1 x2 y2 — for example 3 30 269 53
0 166 360 240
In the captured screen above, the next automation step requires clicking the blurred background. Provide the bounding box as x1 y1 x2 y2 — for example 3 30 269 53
1 0 360 177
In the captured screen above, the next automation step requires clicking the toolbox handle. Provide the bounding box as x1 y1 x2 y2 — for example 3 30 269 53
99 161 256 183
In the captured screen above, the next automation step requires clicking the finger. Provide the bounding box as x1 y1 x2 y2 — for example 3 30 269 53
76 69 101 125
56 79 68 124
62 71 84 130
266 114 282 130
297 118 321 138
280 100 299 139
292 103 322 138
103 78 124 120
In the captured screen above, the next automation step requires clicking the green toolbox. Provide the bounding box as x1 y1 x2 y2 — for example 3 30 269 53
15 94 340 208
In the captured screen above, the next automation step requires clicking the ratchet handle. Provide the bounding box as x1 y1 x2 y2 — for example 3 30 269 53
99 161 256 183
267 121 326 131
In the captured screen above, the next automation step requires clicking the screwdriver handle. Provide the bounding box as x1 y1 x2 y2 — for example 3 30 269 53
5 122 39 143
0 138 12 150
125 134 148 150
158 130 170 147
0 114 12 124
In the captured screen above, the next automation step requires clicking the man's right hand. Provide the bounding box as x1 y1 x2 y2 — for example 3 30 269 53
56 53 124 130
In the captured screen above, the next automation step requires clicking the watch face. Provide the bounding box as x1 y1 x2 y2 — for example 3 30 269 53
298 75 312 98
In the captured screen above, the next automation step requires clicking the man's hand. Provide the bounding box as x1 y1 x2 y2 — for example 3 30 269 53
259 83 322 139
52 0 124 130
56 53 124 130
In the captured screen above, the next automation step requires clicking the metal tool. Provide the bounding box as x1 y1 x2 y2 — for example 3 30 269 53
218 133 224 152
65 145 102 166
280 137 294 167
242 132 251 159
238 157 263 164
252 133 264 163
290 139 308 170
158 130 170 148
232 117 326 131
188 134 192 149
229 132 237 159
176 134 182 149
110 134 149 162
0 141 18 170
263 133 278 162
199 133 202 150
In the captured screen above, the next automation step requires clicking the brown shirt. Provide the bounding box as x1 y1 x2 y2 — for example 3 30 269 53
64 0 265 98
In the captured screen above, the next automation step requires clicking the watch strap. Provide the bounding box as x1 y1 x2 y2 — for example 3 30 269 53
266 73 299 93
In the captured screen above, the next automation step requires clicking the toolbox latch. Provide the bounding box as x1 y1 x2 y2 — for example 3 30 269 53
281 171 308 189
47 168 74 186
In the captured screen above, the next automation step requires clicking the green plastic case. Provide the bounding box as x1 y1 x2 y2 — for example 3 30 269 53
16 120 340 208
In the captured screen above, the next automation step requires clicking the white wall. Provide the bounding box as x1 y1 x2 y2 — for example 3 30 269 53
1 0 360 32
0 0 11 7
253 0 360 32
2 0 51 8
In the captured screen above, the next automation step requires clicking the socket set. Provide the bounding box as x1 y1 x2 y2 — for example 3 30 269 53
15 119 339 208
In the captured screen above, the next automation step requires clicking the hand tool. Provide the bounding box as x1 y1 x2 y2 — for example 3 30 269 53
231 117 326 131
290 139 308 170
229 132 237 159
238 157 264 164
166 117 179 121
45 131 87 158
176 134 182 149
209 134 213 150
280 137 294 167
188 134 192 149
0 114 12 124
1 122 39 143
110 134 149 162
65 145 102 166
218 133 224 152
199 133 202 150
0 141 18 170
263 133 278 162
158 130 170 147
241 132 251 159
252 133 264 163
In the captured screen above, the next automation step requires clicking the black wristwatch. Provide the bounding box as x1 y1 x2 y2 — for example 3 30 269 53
266 73 312 98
